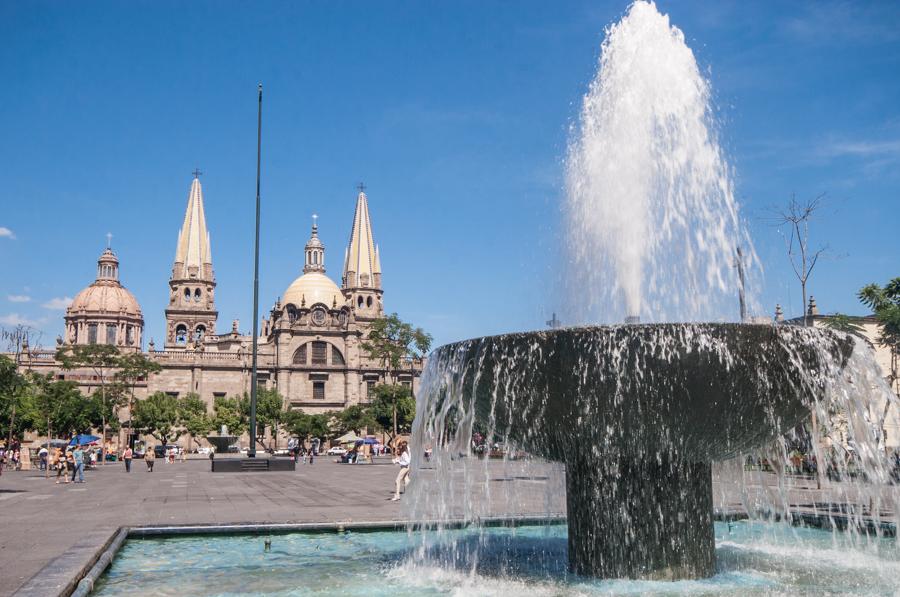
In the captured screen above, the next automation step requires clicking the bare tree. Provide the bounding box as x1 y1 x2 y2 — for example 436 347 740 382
771 193 828 326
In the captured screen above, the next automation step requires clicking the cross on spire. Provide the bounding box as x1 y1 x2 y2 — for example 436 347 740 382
357 182 366 194
106 232 113 249
192 168 203 179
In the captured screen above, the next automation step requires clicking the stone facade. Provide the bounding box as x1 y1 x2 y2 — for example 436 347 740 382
11 175 421 449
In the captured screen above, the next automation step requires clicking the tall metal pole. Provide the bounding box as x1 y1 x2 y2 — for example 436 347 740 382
249 83 262 458
736 246 747 323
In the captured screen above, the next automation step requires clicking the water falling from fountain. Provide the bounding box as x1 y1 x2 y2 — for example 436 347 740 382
401 0 899 591
565 0 757 324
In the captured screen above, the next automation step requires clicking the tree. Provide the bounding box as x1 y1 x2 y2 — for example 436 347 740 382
114 352 162 447
282 410 337 445
361 313 431 439
28 375 96 438
132 391 183 446
368 384 415 447
336 404 374 436
246 388 284 450
180 393 213 453
212 395 247 437
859 278 900 447
822 313 870 343
0 355 30 441
771 193 828 326
56 344 121 463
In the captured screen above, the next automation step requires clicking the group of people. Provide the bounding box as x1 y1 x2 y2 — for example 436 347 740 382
0 440 22 474
121 446 160 472
50 446 88 484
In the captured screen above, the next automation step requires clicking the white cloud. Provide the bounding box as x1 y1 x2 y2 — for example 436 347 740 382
820 139 900 158
7 295 31 303
42 296 73 310
0 227 15 239
0 313 39 327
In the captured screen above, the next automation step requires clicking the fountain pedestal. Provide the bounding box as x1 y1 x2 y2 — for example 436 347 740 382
566 454 714 579
421 324 854 580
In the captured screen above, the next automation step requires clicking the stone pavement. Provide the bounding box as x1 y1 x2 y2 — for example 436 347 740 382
0 456 565 596
1 458 896 596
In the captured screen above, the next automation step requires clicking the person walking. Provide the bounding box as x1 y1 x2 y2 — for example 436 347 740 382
391 441 411 501
123 446 133 473
145 446 155 472
72 446 85 483
308 447 314 465
38 446 48 471
55 450 69 484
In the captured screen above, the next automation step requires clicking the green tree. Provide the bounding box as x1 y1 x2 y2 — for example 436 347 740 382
283 409 337 443
0 355 31 441
56 344 121 462
180 393 212 453
133 391 183 446
361 313 431 439
114 352 162 446
24 373 98 438
823 313 870 343
859 278 900 445
368 384 415 446
337 404 374 436
245 388 284 450
212 395 247 437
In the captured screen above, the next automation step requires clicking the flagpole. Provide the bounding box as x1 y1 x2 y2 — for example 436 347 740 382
249 83 262 458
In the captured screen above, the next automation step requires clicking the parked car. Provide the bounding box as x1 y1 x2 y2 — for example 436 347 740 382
326 446 347 456
196 447 212 455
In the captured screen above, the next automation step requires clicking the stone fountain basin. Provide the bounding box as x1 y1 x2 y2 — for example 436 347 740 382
432 323 853 463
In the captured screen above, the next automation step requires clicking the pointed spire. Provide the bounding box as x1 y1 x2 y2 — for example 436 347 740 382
173 173 213 281
342 186 381 289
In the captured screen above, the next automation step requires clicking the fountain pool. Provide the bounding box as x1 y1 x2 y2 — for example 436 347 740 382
93 522 899 596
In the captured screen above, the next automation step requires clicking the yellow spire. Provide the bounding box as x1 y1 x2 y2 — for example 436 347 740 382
342 186 381 289
173 174 213 281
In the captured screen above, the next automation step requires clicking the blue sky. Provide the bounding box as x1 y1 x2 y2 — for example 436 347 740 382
1 1 898 350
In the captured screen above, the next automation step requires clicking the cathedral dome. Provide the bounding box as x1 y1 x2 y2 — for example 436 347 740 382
68 248 143 317
69 282 142 317
64 246 144 350
283 272 343 309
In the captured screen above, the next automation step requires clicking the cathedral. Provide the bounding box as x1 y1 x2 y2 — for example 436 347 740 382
22 173 421 442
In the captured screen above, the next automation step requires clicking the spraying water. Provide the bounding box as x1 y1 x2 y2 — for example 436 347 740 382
400 0 898 591
565 0 756 323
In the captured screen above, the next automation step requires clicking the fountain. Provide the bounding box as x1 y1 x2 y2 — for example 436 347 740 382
205 425 237 454
414 323 859 579
406 0 898 583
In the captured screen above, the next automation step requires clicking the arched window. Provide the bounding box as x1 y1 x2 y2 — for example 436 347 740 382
287 304 298 323
194 288 202 302
175 324 188 345
184 288 191 301
106 324 117 345
194 325 206 341
366 296 373 308
88 324 98 344
293 344 307 365
357 296 364 308
331 345 345 366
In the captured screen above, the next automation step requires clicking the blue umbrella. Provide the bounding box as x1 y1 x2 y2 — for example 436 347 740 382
363 437 379 445
69 434 100 446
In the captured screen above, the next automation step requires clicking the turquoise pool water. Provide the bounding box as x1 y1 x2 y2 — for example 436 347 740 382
93 522 899 596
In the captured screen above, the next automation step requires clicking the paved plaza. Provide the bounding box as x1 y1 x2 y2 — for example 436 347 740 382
1 457 896 596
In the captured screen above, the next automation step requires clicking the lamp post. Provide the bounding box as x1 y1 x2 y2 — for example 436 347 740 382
249 83 262 458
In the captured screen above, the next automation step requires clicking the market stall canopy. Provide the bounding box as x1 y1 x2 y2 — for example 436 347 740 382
336 432 360 444
69 434 100 446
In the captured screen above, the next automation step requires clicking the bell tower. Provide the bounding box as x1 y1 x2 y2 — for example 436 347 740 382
165 171 218 347
342 184 383 319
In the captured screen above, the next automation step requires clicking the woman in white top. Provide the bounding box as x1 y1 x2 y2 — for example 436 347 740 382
391 441 411 501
